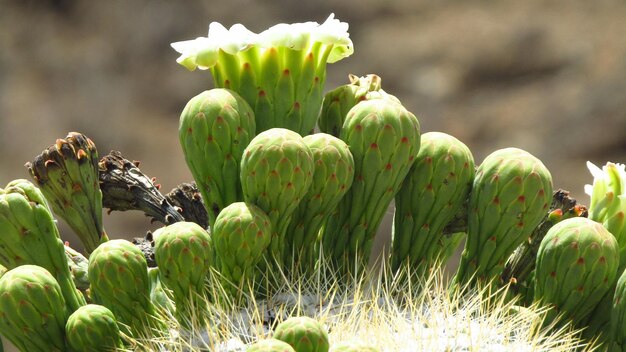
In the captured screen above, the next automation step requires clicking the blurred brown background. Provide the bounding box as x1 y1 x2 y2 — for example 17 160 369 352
1 0 625 250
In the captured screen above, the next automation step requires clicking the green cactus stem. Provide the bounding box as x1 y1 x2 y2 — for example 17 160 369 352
26 132 108 253
65 304 124 352
285 133 354 269
391 132 474 273
0 180 86 312
534 217 619 327
273 316 330 352
322 99 421 271
179 88 256 228
318 74 399 137
240 128 314 270
454 148 553 288
0 265 69 352
153 221 214 328
171 14 353 135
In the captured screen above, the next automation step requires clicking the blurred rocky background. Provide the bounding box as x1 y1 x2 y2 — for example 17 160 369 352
1 0 625 254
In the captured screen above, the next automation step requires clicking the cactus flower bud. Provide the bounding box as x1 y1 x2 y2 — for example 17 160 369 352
171 14 353 135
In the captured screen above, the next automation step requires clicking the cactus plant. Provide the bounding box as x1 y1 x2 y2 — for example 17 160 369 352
454 148 553 287
247 339 296 352
0 180 86 312
153 221 214 328
88 239 165 338
285 133 354 268
171 14 353 135
179 89 256 227
26 132 107 253
534 217 619 327
212 202 272 299
318 74 399 137
273 316 330 352
391 131 474 273
322 98 421 270
65 304 124 352
240 128 314 269
0 265 68 352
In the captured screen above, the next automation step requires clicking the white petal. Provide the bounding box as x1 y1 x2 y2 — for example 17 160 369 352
587 161 605 179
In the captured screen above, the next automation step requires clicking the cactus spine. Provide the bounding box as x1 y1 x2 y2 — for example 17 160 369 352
391 132 474 273
179 89 256 227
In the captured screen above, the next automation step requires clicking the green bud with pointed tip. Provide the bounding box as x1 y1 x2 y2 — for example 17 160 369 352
285 133 354 268
64 244 90 293
213 202 272 299
26 132 108 253
534 217 619 326
88 239 165 338
392 132 474 272
241 128 314 269
247 339 296 352
153 221 213 328
0 265 68 352
65 304 124 352
148 267 175 313
455 148 552 287
0 180 85 312
322 99 421 270
273 316 329 352
319 74 400 137
179 89 256 228
331 341 380 352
